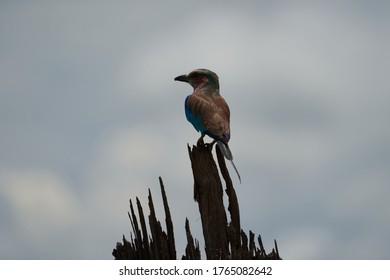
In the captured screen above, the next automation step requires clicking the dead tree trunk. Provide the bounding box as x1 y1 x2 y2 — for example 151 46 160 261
112 142 281 260
188 142 229 259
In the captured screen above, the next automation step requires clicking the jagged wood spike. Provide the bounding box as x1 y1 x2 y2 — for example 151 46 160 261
147 188 162 259
182 218 201 260
258 234 266 258
129 198 143 258
274 239 280 259
249 231 255 258
216 145 241 250
136 197 150 259
159 176 176 259
128 200 136 238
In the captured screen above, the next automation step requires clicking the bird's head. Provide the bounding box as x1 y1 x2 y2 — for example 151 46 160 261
174 68 219 90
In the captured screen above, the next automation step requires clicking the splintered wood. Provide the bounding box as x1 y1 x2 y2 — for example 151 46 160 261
112 143 281 260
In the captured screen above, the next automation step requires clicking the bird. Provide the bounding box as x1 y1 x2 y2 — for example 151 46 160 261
174 68 241 182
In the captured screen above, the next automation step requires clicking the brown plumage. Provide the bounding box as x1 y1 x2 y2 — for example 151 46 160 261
186 91 231 143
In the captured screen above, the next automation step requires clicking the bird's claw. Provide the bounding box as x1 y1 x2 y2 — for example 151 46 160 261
197 137 205 146
205 140 217 151
205 143 213 151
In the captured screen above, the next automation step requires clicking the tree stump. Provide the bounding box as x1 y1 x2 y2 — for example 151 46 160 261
112 142 281 260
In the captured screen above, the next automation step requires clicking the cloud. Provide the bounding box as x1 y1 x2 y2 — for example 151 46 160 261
1 0 389 259
0 168 80 258
1 168 79 232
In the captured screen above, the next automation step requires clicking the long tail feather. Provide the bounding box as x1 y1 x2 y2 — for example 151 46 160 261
216 141 232 160
217 141 241 183
229 159 241 183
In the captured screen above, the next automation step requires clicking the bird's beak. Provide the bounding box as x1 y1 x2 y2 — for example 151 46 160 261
174 74 189 83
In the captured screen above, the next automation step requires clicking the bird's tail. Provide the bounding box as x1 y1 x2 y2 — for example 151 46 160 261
217 141 241 183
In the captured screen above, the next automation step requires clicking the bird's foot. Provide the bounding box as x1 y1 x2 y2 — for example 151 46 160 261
205 140 217 151
196 137 205 147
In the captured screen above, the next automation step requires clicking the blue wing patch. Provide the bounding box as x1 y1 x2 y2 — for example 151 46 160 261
185 96 206 133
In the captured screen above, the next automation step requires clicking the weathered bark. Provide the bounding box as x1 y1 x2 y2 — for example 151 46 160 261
113 143 281 260
187 142 229 259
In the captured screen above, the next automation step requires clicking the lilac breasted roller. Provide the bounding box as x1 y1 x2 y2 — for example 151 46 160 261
174 68 241 182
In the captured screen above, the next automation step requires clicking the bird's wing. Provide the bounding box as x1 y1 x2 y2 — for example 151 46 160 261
187 94 230 142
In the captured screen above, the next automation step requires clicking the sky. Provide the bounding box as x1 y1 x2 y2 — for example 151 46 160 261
1 0 389 259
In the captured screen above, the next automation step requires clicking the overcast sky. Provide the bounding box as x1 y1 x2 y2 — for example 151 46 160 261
1 0 389 259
